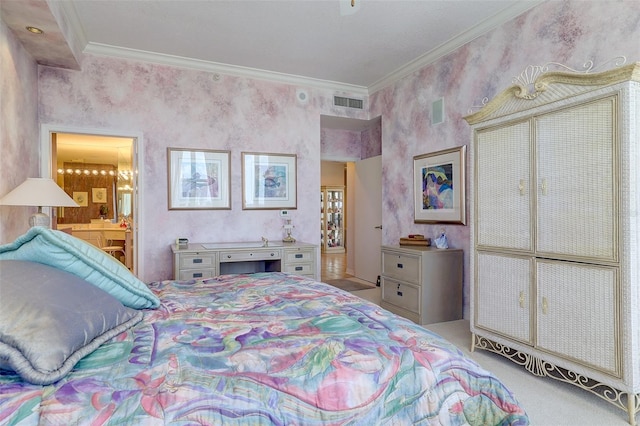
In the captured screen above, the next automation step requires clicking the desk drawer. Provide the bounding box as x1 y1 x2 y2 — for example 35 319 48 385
220 249 281 262
382 251 420 283
178 268 216 281
284 248 314 263
283 263 314 275
381 277 420 314
179 253 216 269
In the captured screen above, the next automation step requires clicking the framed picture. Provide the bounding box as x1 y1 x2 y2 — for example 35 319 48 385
167 148 231 210
414 145 466 224
242 152 297 210
92 188 107 203
73 191 88 207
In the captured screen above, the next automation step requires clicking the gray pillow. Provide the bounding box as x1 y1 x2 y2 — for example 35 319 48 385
0 260 143 385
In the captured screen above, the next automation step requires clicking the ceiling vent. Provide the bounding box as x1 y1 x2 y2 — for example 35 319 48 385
334 96 363 110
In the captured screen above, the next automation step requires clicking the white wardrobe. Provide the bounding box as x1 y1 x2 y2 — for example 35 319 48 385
464 62 640 424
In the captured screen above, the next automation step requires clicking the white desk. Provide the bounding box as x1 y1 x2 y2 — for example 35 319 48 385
172 241 318 281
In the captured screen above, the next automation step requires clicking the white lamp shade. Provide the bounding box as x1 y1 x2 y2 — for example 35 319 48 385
0 178 79 207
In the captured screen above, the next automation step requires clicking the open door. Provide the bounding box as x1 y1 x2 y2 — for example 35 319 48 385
353 155 382 284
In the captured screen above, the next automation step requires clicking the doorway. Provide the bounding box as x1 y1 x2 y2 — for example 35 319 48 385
41 125 143 276
319 115 382 282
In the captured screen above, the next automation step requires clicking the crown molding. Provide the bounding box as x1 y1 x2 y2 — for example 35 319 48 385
367 1 544 95
84 43 370 96
70 0 542 98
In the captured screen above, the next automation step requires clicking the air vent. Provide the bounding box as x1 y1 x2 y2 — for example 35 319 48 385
334 96 363 109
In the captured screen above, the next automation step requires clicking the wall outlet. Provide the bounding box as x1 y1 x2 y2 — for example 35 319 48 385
280 210 289 217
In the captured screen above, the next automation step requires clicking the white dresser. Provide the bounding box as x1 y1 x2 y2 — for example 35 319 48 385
380 245 463 325
464 62 640 424
172 241 318 281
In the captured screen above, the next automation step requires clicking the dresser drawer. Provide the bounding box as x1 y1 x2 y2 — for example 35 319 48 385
283 248 314 263
220 249 281 262
178 269 217 281
283 263 314 275
381 277 420 314
179 253 216 269
382 251 420 283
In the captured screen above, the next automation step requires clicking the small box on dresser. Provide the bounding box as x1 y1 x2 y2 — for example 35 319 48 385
380 245 463 325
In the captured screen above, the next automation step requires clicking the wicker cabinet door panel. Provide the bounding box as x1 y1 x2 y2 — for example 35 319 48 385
476 252 532 344
475 121 532 250
536 260 619 376
535 97 617 261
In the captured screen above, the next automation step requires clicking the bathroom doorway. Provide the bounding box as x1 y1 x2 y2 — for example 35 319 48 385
41 125 143 275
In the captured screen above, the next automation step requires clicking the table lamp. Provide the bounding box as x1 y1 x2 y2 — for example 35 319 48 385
0 178 79 228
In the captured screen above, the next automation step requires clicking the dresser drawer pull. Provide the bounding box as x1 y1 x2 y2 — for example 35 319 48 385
193 258 203 264
295 266 303 271
193 273 203 278
295 254 303 258
397 263 404 268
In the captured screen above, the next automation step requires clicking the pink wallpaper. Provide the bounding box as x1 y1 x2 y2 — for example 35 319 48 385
0 20 40 242
321 128 362 160
37 56 371 281
371 0 640 316
361 121 382 160
320 121 382 161
3 0 640 316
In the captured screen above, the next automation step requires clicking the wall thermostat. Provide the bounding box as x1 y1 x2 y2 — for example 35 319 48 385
280 210 289 217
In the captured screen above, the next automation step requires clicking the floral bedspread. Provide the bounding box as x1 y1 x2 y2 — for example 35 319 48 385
0 272 529 425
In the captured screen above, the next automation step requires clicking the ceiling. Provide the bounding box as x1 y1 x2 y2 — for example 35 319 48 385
2 0 540 94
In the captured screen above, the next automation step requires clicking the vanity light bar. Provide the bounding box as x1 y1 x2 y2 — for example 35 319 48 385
56 169 133 178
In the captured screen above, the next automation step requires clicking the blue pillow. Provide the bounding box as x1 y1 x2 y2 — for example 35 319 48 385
0 260 143 385
0 227 159 309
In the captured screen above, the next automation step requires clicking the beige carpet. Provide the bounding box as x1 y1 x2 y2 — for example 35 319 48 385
323 278 376 292
426 320 629 425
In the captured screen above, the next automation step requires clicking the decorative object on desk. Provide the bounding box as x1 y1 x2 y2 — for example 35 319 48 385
73 191 88 207
413 146 466 224
242 152 297 210
0 178 79 228
167 148 231 210
92 188 107 203
176 238 189 249
434 232 449 249
283 219 296 243
399 234 431 246
99 204 109 219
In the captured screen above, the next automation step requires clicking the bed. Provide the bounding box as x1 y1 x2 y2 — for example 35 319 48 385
0 228 529 425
